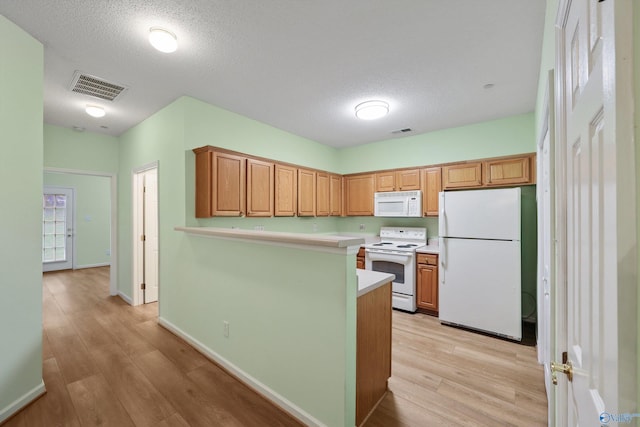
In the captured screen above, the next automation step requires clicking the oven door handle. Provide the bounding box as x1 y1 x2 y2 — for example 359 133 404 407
365 250 412 265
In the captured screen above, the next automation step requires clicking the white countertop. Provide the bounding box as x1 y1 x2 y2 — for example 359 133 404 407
176 227 365 249
416 244 440 254
356 269 395 297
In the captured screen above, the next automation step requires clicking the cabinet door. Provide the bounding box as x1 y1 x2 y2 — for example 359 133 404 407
442 162 482 189
246 158 274 217
297 168 316 216
274 164 297 217
329 174 342 216
484 156 531 186
193 146 213 217
316 172 330 216
396 169 421 190
345 174 375 216
375 171 396 192
422 167 442 216
212 151 246 216
417 264 438 312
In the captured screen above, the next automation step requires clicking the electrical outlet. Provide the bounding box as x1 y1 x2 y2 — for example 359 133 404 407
312 223 318 232
223 321 229 337
106 249 111 256
254 225 264 231
359 224 366 231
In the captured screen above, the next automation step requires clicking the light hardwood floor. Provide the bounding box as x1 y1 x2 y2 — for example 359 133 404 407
4 267 301 427
4 267 547 426
365 312 548 426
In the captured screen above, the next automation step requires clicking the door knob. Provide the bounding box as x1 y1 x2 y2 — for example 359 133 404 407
551 360 573 385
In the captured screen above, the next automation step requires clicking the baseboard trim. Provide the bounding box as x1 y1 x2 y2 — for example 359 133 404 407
75 262 110 270
0 380 46 424
157 317 326 427
117 291 133 305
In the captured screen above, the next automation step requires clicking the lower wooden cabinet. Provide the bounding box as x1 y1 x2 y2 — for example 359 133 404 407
356 247 365 269
416 253 438 313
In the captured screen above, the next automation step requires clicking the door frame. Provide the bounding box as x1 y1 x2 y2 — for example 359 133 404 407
132 161 159 306
536 68 556 426
44 167 118 296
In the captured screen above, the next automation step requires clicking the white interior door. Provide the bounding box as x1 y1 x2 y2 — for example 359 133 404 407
556 0 636 425
42 187 74 272
143 168 159 303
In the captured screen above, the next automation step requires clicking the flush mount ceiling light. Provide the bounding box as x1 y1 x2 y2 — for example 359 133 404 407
355 100 389 120
149 27 178 53
85 105 106 118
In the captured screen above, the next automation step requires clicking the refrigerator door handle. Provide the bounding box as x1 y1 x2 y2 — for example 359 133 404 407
439 192 446 236
439 237 445 284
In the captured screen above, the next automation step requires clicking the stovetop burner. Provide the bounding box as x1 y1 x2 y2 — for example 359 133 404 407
364 227 427 253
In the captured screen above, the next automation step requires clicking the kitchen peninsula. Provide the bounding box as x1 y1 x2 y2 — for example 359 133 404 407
172 227 393 427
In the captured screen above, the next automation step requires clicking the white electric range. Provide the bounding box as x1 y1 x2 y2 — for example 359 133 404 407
364 227 427 312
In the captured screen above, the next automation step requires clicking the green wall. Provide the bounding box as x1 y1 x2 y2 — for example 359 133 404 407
117 97 357 425
0 15 44 421
117 99 185 300
44 173 111 268
43 124 118 173
336 113 535 174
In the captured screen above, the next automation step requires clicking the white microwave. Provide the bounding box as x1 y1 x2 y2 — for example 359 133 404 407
374 190 422 217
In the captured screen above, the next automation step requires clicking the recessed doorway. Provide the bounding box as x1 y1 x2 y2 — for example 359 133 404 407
132 163 159 305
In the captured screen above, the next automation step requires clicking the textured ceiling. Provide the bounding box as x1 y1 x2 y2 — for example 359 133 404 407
0 1 545 148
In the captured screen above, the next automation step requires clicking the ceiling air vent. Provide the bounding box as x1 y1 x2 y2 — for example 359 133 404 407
391 128 413 135
69 71 127 101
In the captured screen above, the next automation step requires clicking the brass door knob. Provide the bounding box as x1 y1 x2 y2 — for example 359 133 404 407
551 360 573 385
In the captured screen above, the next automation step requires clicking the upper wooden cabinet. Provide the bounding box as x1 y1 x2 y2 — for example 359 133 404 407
246 158 274 217
442 162 483 189
484 156 531 186
330 174 342 216
316 172 330 216
375 171 396 192
193 146 247 217
442 154 536 190
345 173 375 216
396 169 421 190
193 146 535 219
274 163 297 217
212 150 246 216
193 146 214 218
375 169 421 192
297 168 316 216
422 167 442 216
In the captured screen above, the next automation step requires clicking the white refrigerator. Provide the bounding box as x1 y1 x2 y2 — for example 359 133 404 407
438 187 522 341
